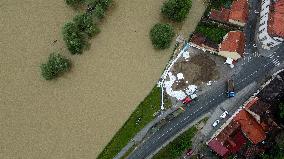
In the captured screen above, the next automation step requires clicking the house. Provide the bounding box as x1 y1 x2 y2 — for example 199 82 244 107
209 8 230 23
233 109 266 144
258 0 284 49
245 97 280 132
228 0 249 26
190 33 219 52
208 121 247 157
218 31 245 60
268 0 284 39
208 108 266 157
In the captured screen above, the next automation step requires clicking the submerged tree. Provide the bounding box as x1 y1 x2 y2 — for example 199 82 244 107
62 22 86 54
150 23 175 49
41 53 71 80
161 0 192 22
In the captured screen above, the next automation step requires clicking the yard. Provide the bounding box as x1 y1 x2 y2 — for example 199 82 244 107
195 22 230 44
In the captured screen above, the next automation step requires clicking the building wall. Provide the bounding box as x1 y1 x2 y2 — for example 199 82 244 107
258 0 283 49
229 19 245 27
218 51 241 60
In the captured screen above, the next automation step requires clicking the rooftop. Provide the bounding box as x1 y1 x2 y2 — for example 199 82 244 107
208 121 247 157
268 0 284 38
229 0 249 23
191 33 218 50
233 110 266 144
209 8 230 22
219 31 245 55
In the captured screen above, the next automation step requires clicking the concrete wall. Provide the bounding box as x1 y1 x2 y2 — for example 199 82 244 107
229 19 245 27
218 51 241 60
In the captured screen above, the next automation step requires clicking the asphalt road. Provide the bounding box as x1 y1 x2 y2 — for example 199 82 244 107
127 0 284 158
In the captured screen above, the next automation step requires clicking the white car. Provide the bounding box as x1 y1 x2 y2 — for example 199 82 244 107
220 111 229 119
212 120 220 127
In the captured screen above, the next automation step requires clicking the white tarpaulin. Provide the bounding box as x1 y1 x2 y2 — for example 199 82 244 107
183 51 190 59
164 72 187 100
224 57 234 68
185 85 197 95
177 73 184 80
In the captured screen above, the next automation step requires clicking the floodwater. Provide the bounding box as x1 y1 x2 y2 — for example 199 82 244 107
0 0 205 158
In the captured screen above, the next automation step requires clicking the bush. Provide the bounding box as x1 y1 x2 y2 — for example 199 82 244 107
93 4 105 19
150 23 175 49
65 0 85 7
86 0 112 10
62 22 86 54
41 53 71 80
161 0 192 22
73 13 100 37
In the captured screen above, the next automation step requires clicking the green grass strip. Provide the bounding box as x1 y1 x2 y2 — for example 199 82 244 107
152 126 198 159
97 86 162 159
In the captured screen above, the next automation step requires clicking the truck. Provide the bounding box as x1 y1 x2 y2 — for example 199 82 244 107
182 94 197 104
227 79 235 97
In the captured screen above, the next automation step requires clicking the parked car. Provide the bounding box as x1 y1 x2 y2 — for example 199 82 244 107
220 111 229 119
182 94 197 104
186 148 193 156
212 120 220 127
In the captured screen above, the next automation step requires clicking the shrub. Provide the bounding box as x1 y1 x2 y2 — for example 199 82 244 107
98 0 112 10
41 53 71 80
150 23 175 49
161 0 192 22
62 22 86 54
86 0 112 10
73 13 100 37
93 4 105 19
65 0 85 7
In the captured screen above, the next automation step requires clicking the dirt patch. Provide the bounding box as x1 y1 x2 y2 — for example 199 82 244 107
172 53 218 90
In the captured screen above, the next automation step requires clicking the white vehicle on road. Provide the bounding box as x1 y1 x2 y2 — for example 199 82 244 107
220 111 229 119
212 120 220 127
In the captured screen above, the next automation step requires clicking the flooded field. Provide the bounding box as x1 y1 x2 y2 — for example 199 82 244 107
0 0 205 158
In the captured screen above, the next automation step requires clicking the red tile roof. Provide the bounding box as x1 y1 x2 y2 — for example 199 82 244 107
233 110 266 144
229 131 247 153
210 8 231 22
229 0 248 23
268 0 284 38
244 97 259 110
191 33 206 46
220 31 245 55
208 138 230 157
208 121 246 157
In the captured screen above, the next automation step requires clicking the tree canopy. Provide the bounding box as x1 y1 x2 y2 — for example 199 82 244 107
150 23 174 49
41 53 71 80
161 0 192 22
62 22 86 54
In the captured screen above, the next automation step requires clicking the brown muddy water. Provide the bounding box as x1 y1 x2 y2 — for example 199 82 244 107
0 0 205 158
